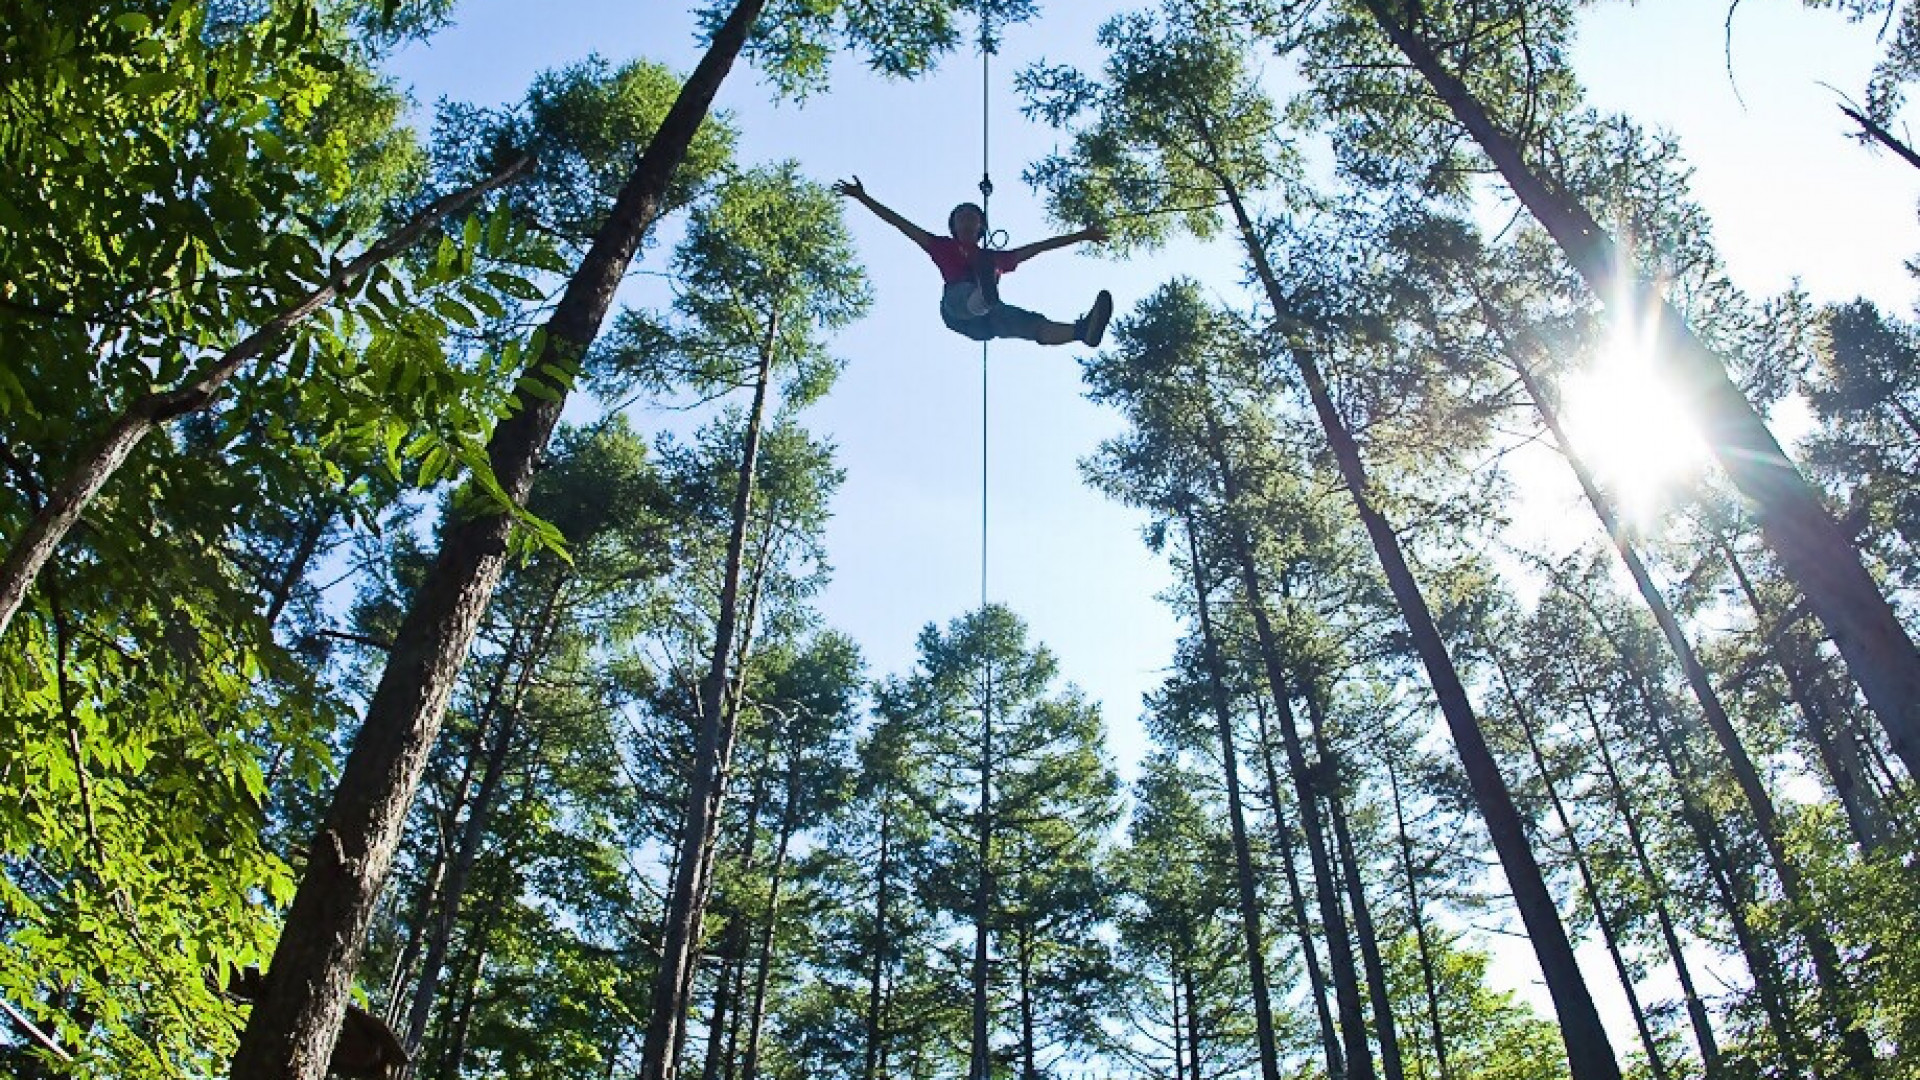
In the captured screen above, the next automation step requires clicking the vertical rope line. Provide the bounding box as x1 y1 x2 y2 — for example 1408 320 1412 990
978 27 992 617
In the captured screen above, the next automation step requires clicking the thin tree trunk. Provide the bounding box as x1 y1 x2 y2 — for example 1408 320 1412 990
1573 684 1721 1074
862 793 893 1080
738 749 802 1080
0 158 531 640
1219 182 1618 1080
1195 408 1372 1080
643 309 783 1080
1182 963 1202 1080
1018 928 1037 1080
1490 654 1671 1080
1180 506 1285 1080
1306 691 1405 1080
969 656 995 1080
1358 0 1920 786
1638 679 1809 1075
1254 699 1345 1080
1721 541 1888 851
1169 963 1185 1080
402 578 566 1064
1385 756 1449 1080
226 7 764 1076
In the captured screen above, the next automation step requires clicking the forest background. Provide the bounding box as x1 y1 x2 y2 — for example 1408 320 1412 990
4 0 1920 1079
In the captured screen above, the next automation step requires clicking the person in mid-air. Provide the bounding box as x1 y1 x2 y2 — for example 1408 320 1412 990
834 176 1114 347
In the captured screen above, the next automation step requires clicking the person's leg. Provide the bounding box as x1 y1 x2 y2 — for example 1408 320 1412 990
989 303 1077 345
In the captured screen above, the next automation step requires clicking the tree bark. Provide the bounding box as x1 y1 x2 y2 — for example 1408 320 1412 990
969 653 996 1080
1306 691 1405 1080
0 156 531 640
1385 755 1450 1080
738 748 802 1080
642 304 783 1080
1180 505 1285 1080
1490 654 1670 1080
862 791 893 1080
1357 0 1920 785
1220 181 1619 1080
1721 542 1888 851
1196 403 1373 1080
1574 683 1721 1075
1254 699 1345 1080
226 5 761 1075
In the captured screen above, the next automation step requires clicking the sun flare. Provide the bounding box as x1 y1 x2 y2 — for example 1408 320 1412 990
1557 315 1711 528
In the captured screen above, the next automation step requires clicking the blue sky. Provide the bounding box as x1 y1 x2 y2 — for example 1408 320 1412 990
385 0 1920 1051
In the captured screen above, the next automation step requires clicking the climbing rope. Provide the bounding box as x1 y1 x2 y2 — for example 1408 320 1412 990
978 20 993 620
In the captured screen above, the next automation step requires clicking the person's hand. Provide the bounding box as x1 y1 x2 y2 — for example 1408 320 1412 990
1081 223 1111 243
833 176 867 201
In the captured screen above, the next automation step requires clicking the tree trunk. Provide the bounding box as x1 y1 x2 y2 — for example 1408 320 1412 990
1638 679 1808 1075
1182 963 1202 1080
1490 654 1670 1080
1017 927 1037 1080
862 792 893 1080
1180 506 1285 1080
1221 178 1620 1080
738 749 802 1080
1254 699 1345 1080
1169 963 1185 1080
969 655 996 1080
1197 409 1373 1080
643 306 783 1080
402 577 566 1065
0 158 531 640
1385 755 1450 1080
1306 691 1405 1080
1721 542 1888 851
1359 0 1920 785
225 7 764 1077
1574 685 1721 1075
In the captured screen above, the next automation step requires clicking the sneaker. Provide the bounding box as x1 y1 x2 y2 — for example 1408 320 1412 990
1080 290 1114 346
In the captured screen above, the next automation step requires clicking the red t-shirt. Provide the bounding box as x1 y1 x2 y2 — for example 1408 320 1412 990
919 235 1020 285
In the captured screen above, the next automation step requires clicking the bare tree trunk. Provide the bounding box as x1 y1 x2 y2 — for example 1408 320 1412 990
1574 688 1721 1074
402 578 565 1065
1359 0 1920 787
1169 963 1185 1080
226 7 765 1077
969 658 995 1080
862 794 893 1080
1220 182 1618 1080
1721 542 1888 851
1195 404 1372 1080
1182 964 1202 1080
1384 755 1449 1080
1017 928 1037 1080
1180 506 1285 1080
1490 654 1670 1080
1254 699 1345 1080
738 749 802 1080
1306 691 1404 1080
643 309 783 1080
0 158 531 639
1637 681 1809 1075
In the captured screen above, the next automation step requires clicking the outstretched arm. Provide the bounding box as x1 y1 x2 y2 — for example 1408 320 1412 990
1003 224 1109 266
834 177 936 249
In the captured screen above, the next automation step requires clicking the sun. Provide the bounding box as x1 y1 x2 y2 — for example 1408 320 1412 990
1555 311 1712 530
